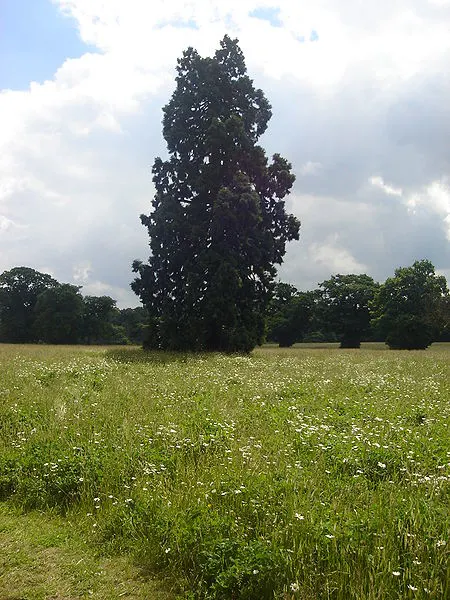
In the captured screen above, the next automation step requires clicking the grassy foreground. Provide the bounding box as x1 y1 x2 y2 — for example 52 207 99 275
1 343 449 599
0 502 173 599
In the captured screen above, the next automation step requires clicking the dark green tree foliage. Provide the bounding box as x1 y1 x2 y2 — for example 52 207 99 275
0 267 58 342
437 296 450 341
33 284 85 344
266 283 314 347
115 307 149 344
0 266 151 345
83 296 117 343
318 274 379 348
132 36 300 352
371 259 449 349
303 289 339 343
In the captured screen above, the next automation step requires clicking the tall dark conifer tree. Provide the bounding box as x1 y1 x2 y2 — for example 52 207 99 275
132 36 300 351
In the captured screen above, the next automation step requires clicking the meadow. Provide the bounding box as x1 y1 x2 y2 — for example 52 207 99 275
1 343 449 599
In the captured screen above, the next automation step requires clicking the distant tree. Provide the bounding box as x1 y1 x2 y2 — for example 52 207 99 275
132 35 300 352
0 267 58 342
371 259 449 349
82 296 117 343
303 289 338 342
116 307 148 344
437 295 450 341
266 283 314 347
318 274 379 348
33 284 84 344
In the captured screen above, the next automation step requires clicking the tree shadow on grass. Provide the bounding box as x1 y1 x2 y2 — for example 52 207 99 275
104 347 210 365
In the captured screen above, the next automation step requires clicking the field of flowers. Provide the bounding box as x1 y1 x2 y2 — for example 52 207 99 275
1 343 449 599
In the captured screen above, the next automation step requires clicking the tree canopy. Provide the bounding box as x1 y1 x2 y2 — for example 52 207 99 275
371 259 449 349
0 266 147 345
318 274 379 348
0 267 58 342
266 283 314 347
33 284 85 344
83 296 117 344
132 36 300 352
1 258 448 349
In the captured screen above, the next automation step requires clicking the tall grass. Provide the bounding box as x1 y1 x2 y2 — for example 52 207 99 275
1 343 449 598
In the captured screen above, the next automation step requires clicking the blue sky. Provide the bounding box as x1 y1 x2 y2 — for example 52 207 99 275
0 0 94 90
249 7 282 27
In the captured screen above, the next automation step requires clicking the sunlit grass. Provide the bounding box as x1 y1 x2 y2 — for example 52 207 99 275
1 343 449 598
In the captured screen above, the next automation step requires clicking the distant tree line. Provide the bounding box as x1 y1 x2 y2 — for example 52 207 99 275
1 260 448 350
0 267 147 345
267 259 449 350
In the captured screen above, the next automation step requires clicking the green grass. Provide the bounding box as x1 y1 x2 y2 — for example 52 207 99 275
1 343 449 599
0 503 174 599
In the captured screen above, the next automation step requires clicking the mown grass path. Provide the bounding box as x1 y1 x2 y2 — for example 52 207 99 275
0 503 174 600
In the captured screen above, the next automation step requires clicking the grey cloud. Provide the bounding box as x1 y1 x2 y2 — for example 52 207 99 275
254 50 450 291
384 74 450 190
278 189 450 292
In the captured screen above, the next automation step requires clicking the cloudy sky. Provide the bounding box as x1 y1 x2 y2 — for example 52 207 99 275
1 0 449 306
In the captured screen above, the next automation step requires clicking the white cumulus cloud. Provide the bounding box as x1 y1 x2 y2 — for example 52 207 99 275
369 176 403 197
0 0 449 303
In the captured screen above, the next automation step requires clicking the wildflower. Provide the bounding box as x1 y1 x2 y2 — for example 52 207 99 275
290 582 300 592
408 585 418 591
392 571 400 576
325 534 334 539
436 540 446 547
377 462 386 469
252 569 259 575
295 513 305 520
